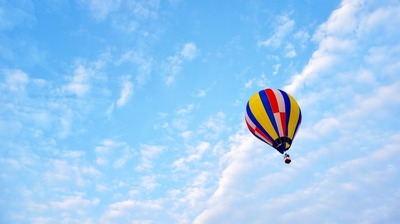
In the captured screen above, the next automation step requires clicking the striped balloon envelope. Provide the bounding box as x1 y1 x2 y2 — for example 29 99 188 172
245 88 302 154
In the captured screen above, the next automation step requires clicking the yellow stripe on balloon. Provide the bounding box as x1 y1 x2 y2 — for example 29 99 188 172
248 92 279 140
287 93 301 139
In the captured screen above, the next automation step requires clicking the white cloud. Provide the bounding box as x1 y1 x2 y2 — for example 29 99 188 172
355 69 375 83
49 193 99 210
95 139 133 168
0 1 36 30
127 0 160 19
141 175 159 191
43 159 101 187
181 42 198 61
313 117 340 136
272 64 281 75
164 55 183 85
102 199 162 222
193 129 266 224
294 29 310 49
116 76 133 107
172 141 210 171
258 14 294 48
283 0 397 94
117 51 153 85
283 49 337 94
61 150 86 159
244 74 269 89
136 144 164 171
284 43 297 58
193 89 207 97
79 0 121 21
199 112 227 139
176 104 195 116
244 79 254 88
180 130 193 140
163 42 199 85
62 64 93 97
3 69 29 93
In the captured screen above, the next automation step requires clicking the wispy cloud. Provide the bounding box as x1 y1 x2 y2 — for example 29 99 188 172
1 69 29 93
0 1 36 30
176 103 195 116
258 14 294 48
163 42 198 85
192 89 207 98
80 0 160 33
95 139 134 169
49 193 99 210
199 112 227 139
136 144 165 172
62 61 104 97
79 0 121 21
116 75 133 107
117 51 153 86
181 42 198 61
172 141 210 171
102 199 162 223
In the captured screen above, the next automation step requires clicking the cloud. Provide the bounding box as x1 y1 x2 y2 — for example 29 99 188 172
0 1 36 30
272 64 281 75
43 159 101 186
79 0 121 21
49 193 99 210
2 69 29 93
126 0 160 19
102 199 162 223
181 42 198 61
199 112 227 139
193 89 207 98
116 76 133 107
294 29 310 49
62 62 99 97
0 60 109 140
140 175 159 191
172 141 211 172
244 74 269 89
193 129 266 224
258 14 294 48
176 104 195 116
81 0 160 35
164 55 183 85
283 0 372 94
284 43 297 58
163 42 198 85
136 144 165 171
95 139 134 168
117 51 153 86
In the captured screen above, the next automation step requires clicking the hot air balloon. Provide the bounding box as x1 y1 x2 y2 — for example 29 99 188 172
245 88 302 164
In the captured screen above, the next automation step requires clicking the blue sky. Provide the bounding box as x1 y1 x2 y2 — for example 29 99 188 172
1 0 400 223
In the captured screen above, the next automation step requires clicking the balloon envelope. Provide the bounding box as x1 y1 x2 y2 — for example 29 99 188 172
245 88 302 154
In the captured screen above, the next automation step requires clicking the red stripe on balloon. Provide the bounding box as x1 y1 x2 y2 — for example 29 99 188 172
266 89 279 113
280 112 286 136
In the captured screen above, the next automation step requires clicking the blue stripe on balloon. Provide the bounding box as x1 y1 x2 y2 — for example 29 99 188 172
279 89 291 137
293 109 302 138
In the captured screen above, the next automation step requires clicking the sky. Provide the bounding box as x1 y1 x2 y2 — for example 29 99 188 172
1 0 400 223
